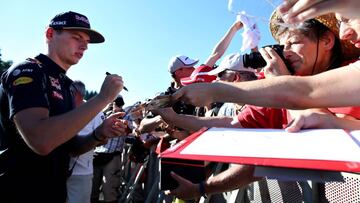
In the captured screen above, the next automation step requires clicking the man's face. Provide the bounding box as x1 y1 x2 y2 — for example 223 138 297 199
173 67 194 81
279 31 323 76
336 14 360 48
50 29 89 68
217 70 237 82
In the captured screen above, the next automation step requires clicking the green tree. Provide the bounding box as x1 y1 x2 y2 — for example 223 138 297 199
85 90 98 100
0 49 13 75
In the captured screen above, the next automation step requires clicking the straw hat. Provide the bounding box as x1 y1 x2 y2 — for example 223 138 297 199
269 10 359 60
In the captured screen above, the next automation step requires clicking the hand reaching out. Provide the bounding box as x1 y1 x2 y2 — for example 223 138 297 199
278 0 360 24
165 172 201 200
95 112 129 141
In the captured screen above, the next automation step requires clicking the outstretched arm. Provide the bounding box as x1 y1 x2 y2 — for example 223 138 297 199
14 74 124 155
69 112 128 156
172 61 360 109
166 164 260 200
152 107 240 132
203 19 243 68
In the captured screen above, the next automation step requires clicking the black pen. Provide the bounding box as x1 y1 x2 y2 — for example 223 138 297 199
106 72 128 91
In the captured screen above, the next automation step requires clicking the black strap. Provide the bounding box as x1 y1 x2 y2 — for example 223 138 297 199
199 180 208 199
66 156 79 178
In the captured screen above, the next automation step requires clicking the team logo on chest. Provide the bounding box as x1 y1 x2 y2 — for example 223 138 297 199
49 76 61 90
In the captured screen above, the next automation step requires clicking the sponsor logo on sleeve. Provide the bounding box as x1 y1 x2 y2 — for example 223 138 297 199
12 69 21 76
13 77 33 86
52 91 64 100
22 68 33 73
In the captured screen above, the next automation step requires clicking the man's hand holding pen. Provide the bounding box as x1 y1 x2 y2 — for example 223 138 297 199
97 72 124 104
106 72 128 91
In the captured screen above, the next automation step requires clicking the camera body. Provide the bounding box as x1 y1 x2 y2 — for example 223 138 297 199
242 44 293 74
163 87 196 115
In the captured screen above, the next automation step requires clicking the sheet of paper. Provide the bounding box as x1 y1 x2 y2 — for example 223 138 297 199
180 128 360 163
349 130 360 144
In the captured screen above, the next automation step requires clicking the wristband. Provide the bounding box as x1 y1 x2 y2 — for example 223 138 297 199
199 181 207 199
91 130 103 142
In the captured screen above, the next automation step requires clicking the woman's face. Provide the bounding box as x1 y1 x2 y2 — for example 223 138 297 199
279 31 320 76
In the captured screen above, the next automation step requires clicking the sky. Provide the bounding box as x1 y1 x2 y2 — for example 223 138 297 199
0 0 278 106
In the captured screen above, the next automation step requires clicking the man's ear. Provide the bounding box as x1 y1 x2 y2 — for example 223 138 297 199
45 27 54 40
321 31 336 51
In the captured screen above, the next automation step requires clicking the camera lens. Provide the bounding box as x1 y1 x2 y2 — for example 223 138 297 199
243 52 267 68
242 45 285 69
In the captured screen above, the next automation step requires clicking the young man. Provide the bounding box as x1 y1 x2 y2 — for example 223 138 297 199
167 18 245 114
138 18 248 138
168 17 245 90
0 11 127 203
159 13 359 199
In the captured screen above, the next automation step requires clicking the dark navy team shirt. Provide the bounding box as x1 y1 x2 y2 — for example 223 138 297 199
0 54 75 203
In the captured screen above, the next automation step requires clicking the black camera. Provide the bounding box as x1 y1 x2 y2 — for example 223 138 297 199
242 44 293 74
163 87 196 115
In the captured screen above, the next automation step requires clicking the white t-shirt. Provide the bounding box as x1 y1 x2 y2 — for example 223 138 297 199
69 112 105 175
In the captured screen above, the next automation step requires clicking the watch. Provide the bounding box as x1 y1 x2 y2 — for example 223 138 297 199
199 181 208 199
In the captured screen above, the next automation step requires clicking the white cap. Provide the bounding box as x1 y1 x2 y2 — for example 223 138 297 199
208 53 255 75
168 55 199 74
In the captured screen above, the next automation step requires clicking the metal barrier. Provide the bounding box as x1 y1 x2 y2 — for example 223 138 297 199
117 149 360 203
246 172 360 203
319 172 360 203
246 179 312 203
117 140 164 203
199 163 360 203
